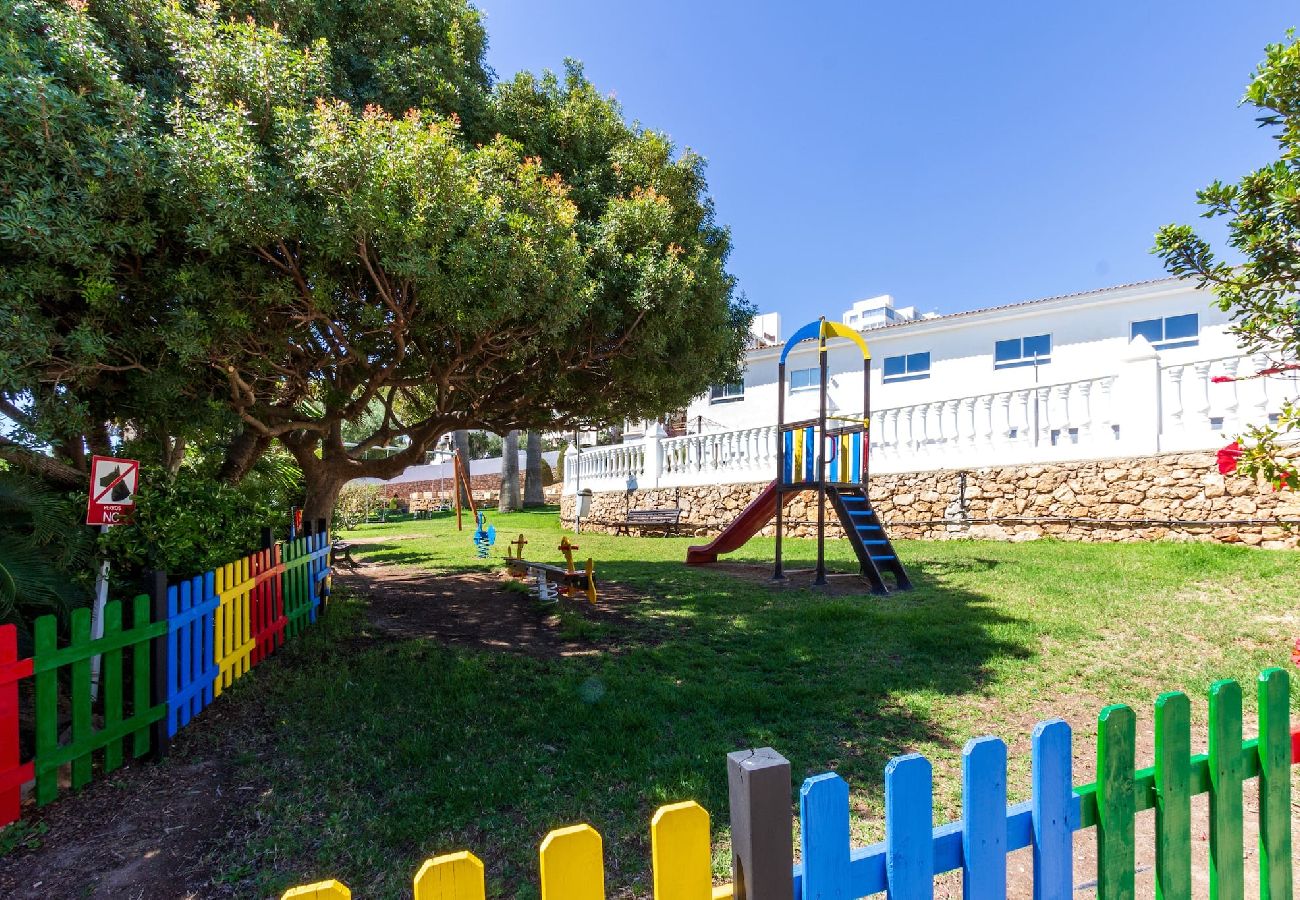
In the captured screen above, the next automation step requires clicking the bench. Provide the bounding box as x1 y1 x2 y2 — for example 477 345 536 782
331 540 359 570
615 508 682 536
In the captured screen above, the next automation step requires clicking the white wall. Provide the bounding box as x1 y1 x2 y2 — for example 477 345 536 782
691 278 1235 431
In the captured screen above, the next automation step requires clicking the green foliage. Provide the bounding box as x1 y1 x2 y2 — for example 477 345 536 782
99 453 302 584
467 431 503 460
0 470 94 624
1154 32 1300 489
1 0 751 526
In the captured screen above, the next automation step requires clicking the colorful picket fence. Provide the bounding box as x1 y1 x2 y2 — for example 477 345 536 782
0 529 331 829
282 669 1298 899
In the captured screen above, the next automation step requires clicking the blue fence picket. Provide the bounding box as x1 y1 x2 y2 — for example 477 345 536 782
800 773 852 900
165 571 218 737
1031 719 1074 900
962 737 1007 900
885 754 933 899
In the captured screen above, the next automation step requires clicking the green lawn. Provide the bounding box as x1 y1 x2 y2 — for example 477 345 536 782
220 509 1299 897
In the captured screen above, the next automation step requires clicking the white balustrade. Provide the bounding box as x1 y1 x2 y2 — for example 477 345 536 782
563 353 1288 493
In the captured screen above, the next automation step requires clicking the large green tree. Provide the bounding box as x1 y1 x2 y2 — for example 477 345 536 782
1 0 750 525
1155 32 1300 490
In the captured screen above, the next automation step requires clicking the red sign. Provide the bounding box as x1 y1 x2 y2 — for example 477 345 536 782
86 456 140 526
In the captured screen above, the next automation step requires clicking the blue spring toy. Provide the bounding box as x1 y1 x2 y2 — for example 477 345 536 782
473 512 496 558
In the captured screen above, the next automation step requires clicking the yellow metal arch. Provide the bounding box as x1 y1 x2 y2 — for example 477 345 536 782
820 321 871 360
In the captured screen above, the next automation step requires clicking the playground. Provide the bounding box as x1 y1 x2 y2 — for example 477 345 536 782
0 507 1296 897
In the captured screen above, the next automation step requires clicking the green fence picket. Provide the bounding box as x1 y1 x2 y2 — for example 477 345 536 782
33 615 57 806
1097 704 1136 900
132 594 153 758
69 607 92 791
1208 679 1244 900
1256 668 1291 900
1153 691 1191 900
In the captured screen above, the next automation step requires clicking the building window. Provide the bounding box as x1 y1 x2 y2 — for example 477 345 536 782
882 352 931 383
994 333 1052 369
788 367 820 391
709 382 744 403
1131 313 1198 349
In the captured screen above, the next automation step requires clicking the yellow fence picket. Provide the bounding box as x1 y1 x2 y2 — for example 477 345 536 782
414 850 486 900
214 555 256 697
281 879 351 899
651 802 713 900
540 824 605 900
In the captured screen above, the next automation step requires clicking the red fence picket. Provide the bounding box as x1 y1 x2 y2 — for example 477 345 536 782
0 624 34 827
250 544 287 665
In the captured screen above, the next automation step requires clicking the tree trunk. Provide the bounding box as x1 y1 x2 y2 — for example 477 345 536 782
161 435 187 478
0 437 87 488
523 431 545 506
453 430 472 505
499 430 521 512
301 471 348 536
218 427 271 484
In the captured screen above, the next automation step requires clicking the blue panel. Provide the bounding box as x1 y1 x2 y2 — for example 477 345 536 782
781 320 824 365
1031 719 1073 900
1023 334 1051 358
804 427 815 482
1131 318 1163 343
882 355 907 378
800 774 852 900
851 433 861 484
962 737 1008 900
907 352 931 373
885 753 933 898
783 431 794 484
994 338 1021 363
1165 313 1198 340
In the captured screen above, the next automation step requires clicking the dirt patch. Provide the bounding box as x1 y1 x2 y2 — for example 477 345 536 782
707 561 907 597
339 562 654 657
0 708 267 899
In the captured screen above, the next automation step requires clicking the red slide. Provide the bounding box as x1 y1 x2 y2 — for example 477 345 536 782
686 480 793 564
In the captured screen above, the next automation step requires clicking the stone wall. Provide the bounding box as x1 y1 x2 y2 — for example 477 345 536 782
560 451 1300 548
380 475 563 506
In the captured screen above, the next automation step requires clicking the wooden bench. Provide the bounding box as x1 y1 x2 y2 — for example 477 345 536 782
615 508 682 536
331 540 359 570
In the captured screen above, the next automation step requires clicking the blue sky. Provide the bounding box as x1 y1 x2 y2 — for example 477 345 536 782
478 1 1296 324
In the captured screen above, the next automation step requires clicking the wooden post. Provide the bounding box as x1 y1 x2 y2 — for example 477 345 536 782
727 747 793 900
261 526 274 551
149 569 170 759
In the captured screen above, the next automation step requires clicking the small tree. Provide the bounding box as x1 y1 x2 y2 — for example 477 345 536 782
335 482 384 530
1155 32 1300 490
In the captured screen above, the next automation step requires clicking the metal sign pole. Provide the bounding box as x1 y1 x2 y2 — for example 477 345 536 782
89 524 110 701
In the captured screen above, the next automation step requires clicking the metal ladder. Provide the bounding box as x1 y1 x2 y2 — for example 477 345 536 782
828 486 912 594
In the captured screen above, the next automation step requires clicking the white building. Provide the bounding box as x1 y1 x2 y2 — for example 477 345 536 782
569 277 1297 493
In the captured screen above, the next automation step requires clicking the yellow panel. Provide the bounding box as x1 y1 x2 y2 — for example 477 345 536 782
651 802 712 900
820 321 871 359
281 880 351 899
414 851 485 900
540 824 604 900
792 433 803 481
711 886 735 900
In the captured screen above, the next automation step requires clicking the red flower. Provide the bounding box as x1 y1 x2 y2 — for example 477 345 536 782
1210 375 1234 384
1292 638 1300 668
1217 441 1243 475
